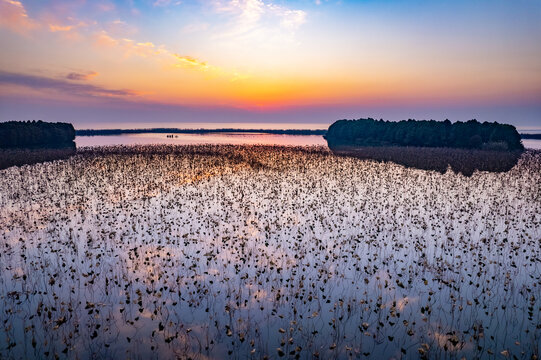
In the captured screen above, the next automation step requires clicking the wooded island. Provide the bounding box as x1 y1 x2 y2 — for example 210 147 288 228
0 120 75 148
326 118 524 151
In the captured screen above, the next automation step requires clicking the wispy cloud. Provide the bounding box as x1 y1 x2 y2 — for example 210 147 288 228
93 31 167 58
96 2 115 12
153 0 182 7
48 20 89 33
93 29 245 80
173 54 209 70
48 24 73 32
0 0 91 37
0 71 137 98
1 1 247 81
66 71 99 81
270 5 306 30
182 22 209 34
104 19 138 37
94 30 119 47
212 0 307 37
0 0 39 34
120 39 163 57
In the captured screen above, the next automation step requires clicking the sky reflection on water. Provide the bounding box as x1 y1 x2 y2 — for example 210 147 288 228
1 146 539 359
75 133 328 147
76 133 541 149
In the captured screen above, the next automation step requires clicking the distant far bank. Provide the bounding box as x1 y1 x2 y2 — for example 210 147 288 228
75 127 541 140
2 120 539 142
1 119 541 170
521 133 541 139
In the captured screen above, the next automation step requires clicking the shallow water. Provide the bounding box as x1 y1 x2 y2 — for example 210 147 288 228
75 133 327 147
522 139 541 149
75 133 541 150
0 145 539 359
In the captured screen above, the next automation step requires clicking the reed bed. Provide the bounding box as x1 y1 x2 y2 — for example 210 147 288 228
0 145 539 359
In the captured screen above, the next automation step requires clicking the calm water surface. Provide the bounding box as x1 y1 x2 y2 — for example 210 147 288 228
76 133 327 147
522 139 541 149
1 147 539 359
76 133 541 149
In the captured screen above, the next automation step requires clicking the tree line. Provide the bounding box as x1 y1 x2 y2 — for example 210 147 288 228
520 133 541 140
326 118 524 151
0 121 75 148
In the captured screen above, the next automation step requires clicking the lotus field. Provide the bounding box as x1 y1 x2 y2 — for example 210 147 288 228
0 145 540 359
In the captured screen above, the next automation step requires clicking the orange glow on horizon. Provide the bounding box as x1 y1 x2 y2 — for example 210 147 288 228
1 0 540 123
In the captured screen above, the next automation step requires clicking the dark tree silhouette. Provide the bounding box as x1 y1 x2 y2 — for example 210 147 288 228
0 120 76 169
326 118 524 151
0 120 75 148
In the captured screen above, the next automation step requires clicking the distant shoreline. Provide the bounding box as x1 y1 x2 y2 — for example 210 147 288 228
75 128 541 139
520 133 541 139
76 128 328 136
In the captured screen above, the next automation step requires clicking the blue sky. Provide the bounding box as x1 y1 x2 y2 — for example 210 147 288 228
1 0 540 129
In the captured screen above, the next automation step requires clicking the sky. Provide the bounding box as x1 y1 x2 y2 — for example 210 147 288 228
0 0 540 129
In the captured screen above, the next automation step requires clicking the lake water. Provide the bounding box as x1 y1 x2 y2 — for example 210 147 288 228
76 133 541 149
522 139 541 149
75 132 327 147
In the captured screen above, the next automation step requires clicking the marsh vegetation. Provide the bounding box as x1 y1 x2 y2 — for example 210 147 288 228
0 145 539 359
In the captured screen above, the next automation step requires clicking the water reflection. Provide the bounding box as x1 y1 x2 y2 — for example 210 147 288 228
0 144 76 170
522 139 541 150
1 145 539 359
76 133 327 147
328 144 522 176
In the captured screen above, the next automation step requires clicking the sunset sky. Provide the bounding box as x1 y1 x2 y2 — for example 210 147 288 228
1 0 540 129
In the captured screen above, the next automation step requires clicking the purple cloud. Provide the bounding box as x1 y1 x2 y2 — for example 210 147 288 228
0 71 137 98
66 71 99 81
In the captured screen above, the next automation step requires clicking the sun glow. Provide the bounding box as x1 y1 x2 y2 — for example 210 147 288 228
0 0 540 126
